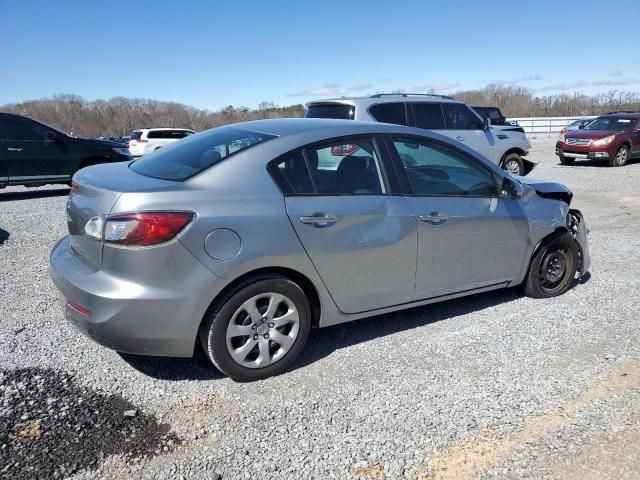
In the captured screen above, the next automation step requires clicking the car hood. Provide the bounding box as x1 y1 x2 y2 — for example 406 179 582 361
565 130 615 140
74 137 123 148
515 176 573 204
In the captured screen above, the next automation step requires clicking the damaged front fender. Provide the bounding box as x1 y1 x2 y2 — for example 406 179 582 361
568 208 591 276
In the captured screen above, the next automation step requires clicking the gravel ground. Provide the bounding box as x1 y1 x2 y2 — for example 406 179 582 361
1 139 639 479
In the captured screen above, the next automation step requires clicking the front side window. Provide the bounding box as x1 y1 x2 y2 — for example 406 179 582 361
131 127 275 181
411 103 445 130
369 103 407 125
442 104 483 130
2 117 49 141
274 138 388 195
392 138 496 196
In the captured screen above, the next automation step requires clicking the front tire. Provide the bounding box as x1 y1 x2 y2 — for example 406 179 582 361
199 274 311 382
502 153 524 176
609 145 629 167
559 155 575 165
522 232 579 298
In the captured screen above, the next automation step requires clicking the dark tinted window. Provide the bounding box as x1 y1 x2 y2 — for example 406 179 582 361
274 151 314 194
584 117 635 131
2 117 49 141
442 104 483 130
131 127 275 181
130 131 143 140
273 138 388 195
305 104 355 120
165 130 191 139
147 130 165 139
393 138 496 196
369 103 407 125
411 103 445 129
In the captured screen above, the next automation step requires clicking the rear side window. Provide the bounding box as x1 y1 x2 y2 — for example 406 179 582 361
130 131 143 140
411 103 445 130
273 138 388 195
369 103 407 125
131 127 275 181
166 130 191 139
442 104 483 130
305 104 355 120
147 130 165 139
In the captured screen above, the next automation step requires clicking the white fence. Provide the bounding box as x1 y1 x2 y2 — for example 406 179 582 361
507 116 596 135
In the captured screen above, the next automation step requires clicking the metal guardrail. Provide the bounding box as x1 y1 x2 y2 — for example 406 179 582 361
507 116 597 135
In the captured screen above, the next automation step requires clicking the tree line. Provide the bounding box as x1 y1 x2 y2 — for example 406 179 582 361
1 86 639 137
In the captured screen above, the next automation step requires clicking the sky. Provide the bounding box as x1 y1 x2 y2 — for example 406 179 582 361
1 0 639 111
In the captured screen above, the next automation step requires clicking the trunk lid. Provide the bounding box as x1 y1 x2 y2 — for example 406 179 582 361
67 162 177 268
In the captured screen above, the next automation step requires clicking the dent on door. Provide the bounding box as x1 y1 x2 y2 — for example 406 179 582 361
285 195 417 314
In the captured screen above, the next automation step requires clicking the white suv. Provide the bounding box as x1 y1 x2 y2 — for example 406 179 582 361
127 128 195 157
305 94 536 175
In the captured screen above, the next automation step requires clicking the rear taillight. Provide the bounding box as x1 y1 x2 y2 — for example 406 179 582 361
102 212 194 246
136 138 148 143
71 181 80 190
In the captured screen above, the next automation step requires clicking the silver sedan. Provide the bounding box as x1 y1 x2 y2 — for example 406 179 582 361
50 119 591 381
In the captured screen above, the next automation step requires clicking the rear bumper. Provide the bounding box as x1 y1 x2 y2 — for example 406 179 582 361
49 235 220 357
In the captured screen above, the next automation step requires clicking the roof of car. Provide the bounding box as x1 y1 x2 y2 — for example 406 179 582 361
134 127 195 131
305 93 462 107
233 117 409 136
601 112 640 119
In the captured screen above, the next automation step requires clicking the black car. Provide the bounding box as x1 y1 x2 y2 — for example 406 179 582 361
0 113 132 188
472 106 511 126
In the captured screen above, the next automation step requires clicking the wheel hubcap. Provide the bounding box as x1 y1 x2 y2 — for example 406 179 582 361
505 160 520 175
226 293 300 369
616 148 628 165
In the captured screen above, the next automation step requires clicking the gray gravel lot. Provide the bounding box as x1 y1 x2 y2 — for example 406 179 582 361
1 138 639 479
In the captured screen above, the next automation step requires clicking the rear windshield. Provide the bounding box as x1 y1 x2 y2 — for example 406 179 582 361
130 131 143 140
130 127 276 181
305 104 355 120
584 117 634 131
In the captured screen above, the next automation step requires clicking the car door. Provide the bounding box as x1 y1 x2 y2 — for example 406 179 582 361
2 116 72 181
273 135 417 314
633 120 640 155
411 102 496 162
0 117 9 185
387 135 528 299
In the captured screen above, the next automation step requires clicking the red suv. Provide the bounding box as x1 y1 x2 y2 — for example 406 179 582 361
556 112 640 167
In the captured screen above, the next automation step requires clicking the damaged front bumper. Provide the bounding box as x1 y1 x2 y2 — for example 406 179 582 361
568 209 591 276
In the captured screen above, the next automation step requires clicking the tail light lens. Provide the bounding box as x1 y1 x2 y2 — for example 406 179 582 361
331 144 360 156
98 212 194 247
136 138 148 143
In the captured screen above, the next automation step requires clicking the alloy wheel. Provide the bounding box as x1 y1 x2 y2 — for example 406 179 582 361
225 293 300 369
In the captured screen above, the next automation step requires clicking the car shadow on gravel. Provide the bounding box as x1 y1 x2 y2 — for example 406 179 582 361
294 288 524 372
0 188 70 202
118 351 225 381
0 228 8 245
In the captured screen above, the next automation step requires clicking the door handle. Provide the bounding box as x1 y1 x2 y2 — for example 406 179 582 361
419 212 449 225
299 213 337 228
455 136 465 142
7 147 23 152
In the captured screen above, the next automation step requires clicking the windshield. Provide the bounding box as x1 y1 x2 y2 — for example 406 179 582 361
130 127 275 181
584 117 634 131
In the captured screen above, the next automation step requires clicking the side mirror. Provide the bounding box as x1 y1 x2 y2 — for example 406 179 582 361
501 177 524 200
578 124 584 129
44 130 57 142
483 117 491 130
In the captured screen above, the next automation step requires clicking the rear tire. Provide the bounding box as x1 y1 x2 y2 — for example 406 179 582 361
501 153 524 176
559 155 575 165
521 232 579 299
609 145 629 167
199 274 311 382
